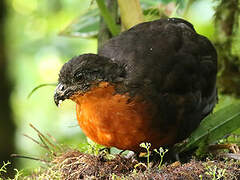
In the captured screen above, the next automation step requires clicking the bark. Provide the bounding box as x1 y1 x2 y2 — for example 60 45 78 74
214 0 240 96
0 0 16 178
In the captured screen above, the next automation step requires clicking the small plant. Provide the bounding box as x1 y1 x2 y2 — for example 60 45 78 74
87 138 105 156
111 173 123 180
140 142 151 168
0 161 11 176
205 165 226 180
12 169 23 180
133 162 147 171
111 173 117 180
0 161 23 180
154 147 168 169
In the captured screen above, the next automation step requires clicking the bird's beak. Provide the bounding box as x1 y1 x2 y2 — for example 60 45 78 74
54 83 68 107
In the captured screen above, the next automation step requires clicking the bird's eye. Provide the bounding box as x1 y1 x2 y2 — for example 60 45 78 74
74 72 84 82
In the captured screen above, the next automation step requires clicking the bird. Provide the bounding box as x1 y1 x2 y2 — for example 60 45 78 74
54 18 217 152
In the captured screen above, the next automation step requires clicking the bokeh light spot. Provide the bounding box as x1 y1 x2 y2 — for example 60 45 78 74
35 48 63 82
12 0 38 15
24 18 48 40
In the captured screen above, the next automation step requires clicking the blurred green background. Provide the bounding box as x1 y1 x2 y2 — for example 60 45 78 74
0 0 239 175
3 0 97 172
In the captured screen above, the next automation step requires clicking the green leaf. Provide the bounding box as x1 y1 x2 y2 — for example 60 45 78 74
143 7 168 21
140 0 162 8
59 0 185 38
60 0 120 38
140 0 185 9
176 102 240 153
96 0 120 36
142 2 181 22
59 8 100 38
27 83 57 99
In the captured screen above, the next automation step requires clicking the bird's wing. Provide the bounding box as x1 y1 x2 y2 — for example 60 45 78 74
99 18 217 136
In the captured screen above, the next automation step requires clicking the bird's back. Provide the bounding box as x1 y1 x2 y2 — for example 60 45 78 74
99 18 218 141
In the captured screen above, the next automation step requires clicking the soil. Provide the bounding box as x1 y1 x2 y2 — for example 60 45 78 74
27 149 240 180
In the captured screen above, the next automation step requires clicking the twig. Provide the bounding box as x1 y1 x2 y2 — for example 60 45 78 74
23 133 49 150
11 154 50 164
27 83 57 99
47 133 57 144
29 123 58 151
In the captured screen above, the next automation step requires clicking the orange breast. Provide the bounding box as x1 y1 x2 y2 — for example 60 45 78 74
73 82 177 151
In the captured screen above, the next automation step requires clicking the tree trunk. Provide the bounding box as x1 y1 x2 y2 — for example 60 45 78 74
214 0 240 96
0 0 16 178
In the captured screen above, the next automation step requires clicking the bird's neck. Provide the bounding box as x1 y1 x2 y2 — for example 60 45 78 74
70 82 115 105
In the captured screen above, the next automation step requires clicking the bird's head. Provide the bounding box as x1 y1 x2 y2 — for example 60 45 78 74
54 53 126 106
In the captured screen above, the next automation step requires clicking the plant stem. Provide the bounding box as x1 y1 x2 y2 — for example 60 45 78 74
97 0 118 51
147 149 150 168
183 0 194 18
96 0 120 36
27 83 57 99
117 0 144 29
159 157 163 169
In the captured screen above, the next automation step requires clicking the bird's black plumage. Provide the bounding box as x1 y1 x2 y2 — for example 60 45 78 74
98 18 217 140
55 18 217 149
